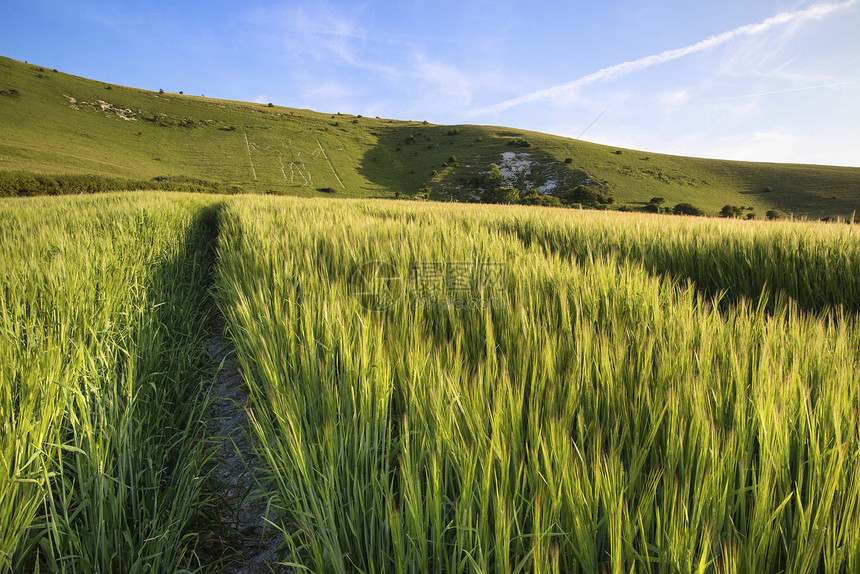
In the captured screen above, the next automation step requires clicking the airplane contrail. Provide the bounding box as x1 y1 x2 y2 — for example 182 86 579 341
724 80 857 100
576 109 607 139
469 1 857 116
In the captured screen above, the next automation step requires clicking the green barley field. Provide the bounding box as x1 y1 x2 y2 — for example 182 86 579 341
0 194 219 572
3 192 860 572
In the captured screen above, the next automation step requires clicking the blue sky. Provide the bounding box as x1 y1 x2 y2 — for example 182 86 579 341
2 0 859 166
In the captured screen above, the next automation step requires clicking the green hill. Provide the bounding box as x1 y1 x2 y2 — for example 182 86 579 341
2 55 859 218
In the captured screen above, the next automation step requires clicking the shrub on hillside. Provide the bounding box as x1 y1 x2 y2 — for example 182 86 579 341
0 170 238 197
0 171 35 196
643 198 666 213
673 202 705 216
151 175 238 194
519 189 562 207
560 184 612 208
484 186 521 204
474 163 504 193
720 205 744 218
766 210 781 220
540 195 564 207
143 113 202 128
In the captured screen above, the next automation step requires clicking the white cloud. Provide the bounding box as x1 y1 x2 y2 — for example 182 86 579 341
469 1 857 116
657 89 691 107
301 81 353 101
249 2 373 65
576 125 802 164
702 129 802 163
412 55 475 106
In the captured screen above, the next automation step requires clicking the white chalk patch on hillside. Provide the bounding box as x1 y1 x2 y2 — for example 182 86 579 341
498 151 531 183
498 151 559 193
538 180 558 193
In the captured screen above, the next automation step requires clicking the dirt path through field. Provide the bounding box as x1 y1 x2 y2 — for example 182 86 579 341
205 317 286 573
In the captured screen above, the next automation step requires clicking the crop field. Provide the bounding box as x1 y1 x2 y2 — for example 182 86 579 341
0 193 219 572
2 192 860 572
217 197 860 573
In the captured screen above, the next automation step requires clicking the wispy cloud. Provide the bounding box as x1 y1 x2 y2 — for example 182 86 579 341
657 89 691 107
301 81 352 100
470 1 857 116
248 2 406 84
249 2 369 63
704 129 803 163
412 55 475 106
245 1 483 118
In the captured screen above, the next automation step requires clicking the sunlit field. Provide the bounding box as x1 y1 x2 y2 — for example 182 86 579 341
3 192 860 572
216 197 860 573
0 193 219 572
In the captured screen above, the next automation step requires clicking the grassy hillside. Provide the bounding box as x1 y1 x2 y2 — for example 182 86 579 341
2 55 859 218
